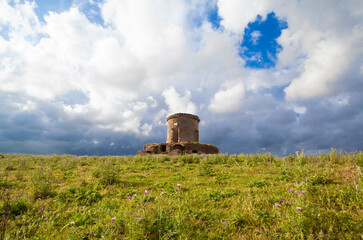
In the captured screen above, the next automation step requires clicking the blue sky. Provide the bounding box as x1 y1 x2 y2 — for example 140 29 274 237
0 0 362 156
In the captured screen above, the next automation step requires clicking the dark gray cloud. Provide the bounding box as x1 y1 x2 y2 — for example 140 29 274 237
0 89 362 156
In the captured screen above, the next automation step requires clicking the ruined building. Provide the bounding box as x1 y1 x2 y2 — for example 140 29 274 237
137 113 219 155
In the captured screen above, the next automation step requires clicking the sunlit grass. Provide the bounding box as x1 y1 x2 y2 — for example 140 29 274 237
0 150 362 239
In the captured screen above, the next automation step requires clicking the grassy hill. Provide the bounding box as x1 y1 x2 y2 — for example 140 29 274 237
0 150 362 239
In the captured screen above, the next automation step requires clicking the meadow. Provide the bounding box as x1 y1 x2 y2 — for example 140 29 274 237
0 149 362 239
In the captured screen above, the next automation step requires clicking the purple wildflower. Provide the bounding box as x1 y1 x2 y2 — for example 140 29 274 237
287 190 291 193
302 191 305 194
301 182 306 185
145 190 148 195
134 194 137 197
112 217 115 221
177 183 182 188
296 207 302 210
44 218 48 221
275 203 281 207
297 191 301 194
128 196 132 200
71 221 75 225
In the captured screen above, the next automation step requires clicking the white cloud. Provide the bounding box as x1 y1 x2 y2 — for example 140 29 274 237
250 30 261 45
0 0 41 39
284 37 352 100
217 0 363 102
162 87 197 115
147 96 158 108
218 0 270 33
140 123 152 136
275 0 363 101
209 80 245 114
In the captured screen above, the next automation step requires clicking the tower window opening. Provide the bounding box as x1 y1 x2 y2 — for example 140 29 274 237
161 145 166 152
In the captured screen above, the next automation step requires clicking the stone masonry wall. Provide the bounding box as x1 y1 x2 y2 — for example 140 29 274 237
166 113 200 143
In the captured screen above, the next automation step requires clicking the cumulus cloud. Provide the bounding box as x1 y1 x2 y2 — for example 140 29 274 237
162 87 197 115
209 80 245 114
0 0 362 155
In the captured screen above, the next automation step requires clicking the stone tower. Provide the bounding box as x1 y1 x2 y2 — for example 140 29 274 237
166 113 200 143
137 113 219 155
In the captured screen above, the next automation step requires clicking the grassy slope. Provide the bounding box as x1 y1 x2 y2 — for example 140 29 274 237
0 150 362 239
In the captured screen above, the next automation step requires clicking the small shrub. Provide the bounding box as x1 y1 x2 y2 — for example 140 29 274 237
0 199 29 218
92 168 101 178
214 172 229 185
203 189 239 201
275 170 293 181
254 209 273 223
197 160 214 176
97 160 120 185
58 186 102 205
310 173 333 186
247 180 271 188
30 168 56 200
233 212 257 230
71 210 96 226
5 165 16 171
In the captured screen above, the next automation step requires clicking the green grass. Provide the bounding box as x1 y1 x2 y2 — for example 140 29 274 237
0 150 362 239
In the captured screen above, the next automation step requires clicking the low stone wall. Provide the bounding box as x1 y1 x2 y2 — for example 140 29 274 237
137 142 219 156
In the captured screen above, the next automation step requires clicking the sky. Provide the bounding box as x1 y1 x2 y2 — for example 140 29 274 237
0 0 362 156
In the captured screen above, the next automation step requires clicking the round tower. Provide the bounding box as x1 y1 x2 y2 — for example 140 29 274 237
166 113 200 143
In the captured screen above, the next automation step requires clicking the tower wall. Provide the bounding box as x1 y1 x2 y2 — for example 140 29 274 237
166 113 200 143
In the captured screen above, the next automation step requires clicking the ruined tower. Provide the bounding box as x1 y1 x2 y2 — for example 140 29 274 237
166 113 199 143
137 113 219 156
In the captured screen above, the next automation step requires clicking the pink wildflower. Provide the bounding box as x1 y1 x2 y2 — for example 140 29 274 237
71 222 75 225
287 190 291 193
296 207 302 210
112 217 115 221
297 191 301 194
44 218 48 221
302 191 305 194
128 196 132 200
145 190 148 195
275 203 281 207
177 183 182 188
301 182 306 185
